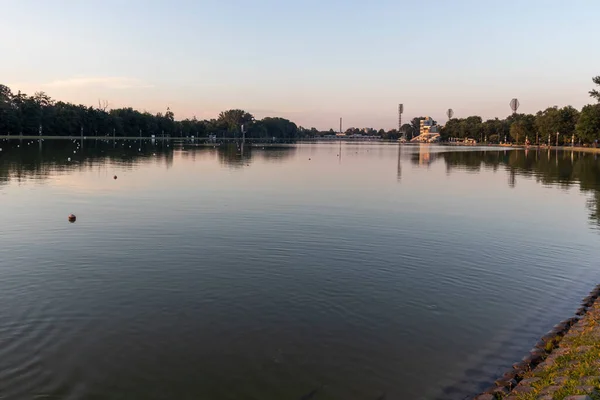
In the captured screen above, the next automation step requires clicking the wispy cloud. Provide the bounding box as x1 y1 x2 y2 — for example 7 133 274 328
42 76 153 90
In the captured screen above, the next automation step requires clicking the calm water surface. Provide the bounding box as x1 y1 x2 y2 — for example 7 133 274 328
1 139 600 400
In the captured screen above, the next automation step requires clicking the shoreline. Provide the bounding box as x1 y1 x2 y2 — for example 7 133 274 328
3 136 600 154
474 285 600 399
449 143 600 154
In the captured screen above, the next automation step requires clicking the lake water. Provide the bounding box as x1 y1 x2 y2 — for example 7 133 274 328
1 139 600 400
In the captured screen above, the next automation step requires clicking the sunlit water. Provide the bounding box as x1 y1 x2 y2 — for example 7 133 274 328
1 139 600 400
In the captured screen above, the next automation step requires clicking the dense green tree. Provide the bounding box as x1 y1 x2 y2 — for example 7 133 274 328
535 106 579 144
509 114 535 144
400 123 413 137
482 118 509 143
590 76 600 102
576 104 600 144
441 116 483 140
410 117 425 139
382 129 400 140
217 109 254 133
260 117 298 139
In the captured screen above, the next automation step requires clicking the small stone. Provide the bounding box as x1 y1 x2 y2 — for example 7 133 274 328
522 354 535 364
581 376 600 383
513 385 535 394
564 396 592 400
539 386 561 395
502 370 518 380
553 377 568 385
520 377 541 385
537 396 553 400
553 347 570 356
541 332 558 343
574 385 595 393
495 377 517 388
473 395 494 400
529 351 545 364
513 361 529 370
490 386 508 395
575 345 593 353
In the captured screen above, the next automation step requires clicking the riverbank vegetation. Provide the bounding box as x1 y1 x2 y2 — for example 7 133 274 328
1 76 599 142
0 85 304 140
441 76 600 145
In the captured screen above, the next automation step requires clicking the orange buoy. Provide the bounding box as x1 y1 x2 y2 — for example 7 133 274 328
68 214 76 223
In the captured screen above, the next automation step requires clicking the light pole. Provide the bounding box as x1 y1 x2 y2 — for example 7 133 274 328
556 132 559 147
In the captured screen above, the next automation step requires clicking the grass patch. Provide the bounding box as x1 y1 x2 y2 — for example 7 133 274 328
500 307 600 400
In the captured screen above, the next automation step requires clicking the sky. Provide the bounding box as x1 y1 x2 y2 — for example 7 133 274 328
1 0 599 130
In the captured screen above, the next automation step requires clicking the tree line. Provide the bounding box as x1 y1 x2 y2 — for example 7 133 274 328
1 76 598 142
440 76 600 144
0 85 306 140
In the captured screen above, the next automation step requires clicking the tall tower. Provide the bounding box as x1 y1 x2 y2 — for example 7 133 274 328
398 104 404 132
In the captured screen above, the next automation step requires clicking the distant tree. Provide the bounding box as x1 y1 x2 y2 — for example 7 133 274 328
509 114 535 144
382 129 399 140
410 117 425 138
463 116 483 139
217 109 254 133
535 106 579 144
576 104 600 143
400 123 413 137
590 76 600 102
261 117 298 139
440 118 460 140
482 118 508 142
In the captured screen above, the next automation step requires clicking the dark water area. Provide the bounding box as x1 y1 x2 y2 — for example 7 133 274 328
1 139 600 400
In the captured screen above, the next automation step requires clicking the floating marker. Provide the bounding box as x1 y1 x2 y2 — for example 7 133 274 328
113 175 117 180
68 214 76 223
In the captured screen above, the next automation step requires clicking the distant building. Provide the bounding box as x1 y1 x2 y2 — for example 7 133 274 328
420 117 436 135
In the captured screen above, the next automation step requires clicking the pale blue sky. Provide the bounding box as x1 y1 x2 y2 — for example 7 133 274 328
1 0 599 129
